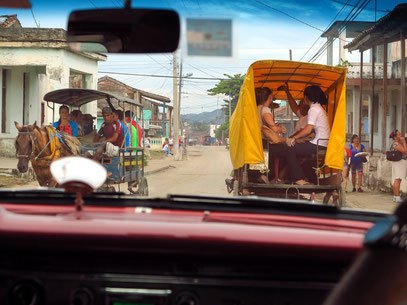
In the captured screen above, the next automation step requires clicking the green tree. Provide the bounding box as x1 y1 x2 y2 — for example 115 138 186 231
207 73 245 135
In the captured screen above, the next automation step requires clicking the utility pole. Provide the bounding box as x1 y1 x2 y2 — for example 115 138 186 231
288 49 294 133
172 52 180 160
174 58 183 161
229 91 232 138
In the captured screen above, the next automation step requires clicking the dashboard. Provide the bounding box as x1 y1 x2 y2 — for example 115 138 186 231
0 194 383 305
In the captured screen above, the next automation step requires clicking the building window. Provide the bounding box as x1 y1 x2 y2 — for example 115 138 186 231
373 94 379 133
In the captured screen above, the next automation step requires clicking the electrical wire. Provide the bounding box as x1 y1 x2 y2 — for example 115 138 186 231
98 71 229 80
307 0 365 62
30 8 39 28
308 0 371 63
88 0 98 8
251 0 325 32
311 0 371 63
299 0 350 61
329 0 388 12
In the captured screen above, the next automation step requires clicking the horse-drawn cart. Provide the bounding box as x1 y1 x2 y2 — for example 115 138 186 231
226 60 347 206
43 88 148 195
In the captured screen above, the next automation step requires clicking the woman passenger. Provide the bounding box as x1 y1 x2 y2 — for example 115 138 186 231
256 87 287 183
286 85 330 185
52 105 78 137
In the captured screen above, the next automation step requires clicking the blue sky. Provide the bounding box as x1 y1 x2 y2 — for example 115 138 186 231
4 0 406 113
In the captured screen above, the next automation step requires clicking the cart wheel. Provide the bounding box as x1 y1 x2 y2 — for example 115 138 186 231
232 180 240 196
138 177 149 196
225 178 234 193
338 185 346 208
98 185 116 192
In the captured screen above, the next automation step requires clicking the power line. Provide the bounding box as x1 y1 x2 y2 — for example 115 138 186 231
147 55 172 71
251 0 325 33
299 0 350 61
307 0 365 62
186 63 219 78
87 0 98 8
308 0 371 63
98 71 229 80
30 8 39 28
311 0 371 63
329 0 388 12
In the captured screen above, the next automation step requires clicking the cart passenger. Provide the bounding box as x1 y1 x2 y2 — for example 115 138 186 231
69 109 84 136
89 107 124 161
286 85 331 185
52 105 78 137
279 84 314 140
125 111 142 147
113 110 130 148
256 87 287 183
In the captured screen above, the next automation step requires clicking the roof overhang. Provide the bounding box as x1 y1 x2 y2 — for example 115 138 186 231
345 4 407 52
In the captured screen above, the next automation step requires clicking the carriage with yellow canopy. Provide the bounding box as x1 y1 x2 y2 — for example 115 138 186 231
227 60 347 206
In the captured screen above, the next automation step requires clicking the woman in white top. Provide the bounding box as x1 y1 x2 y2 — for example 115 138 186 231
286 85 331 185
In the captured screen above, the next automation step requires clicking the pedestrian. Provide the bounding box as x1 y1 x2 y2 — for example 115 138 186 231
349 134 366 192
389 130 407 203
342 147 351 191
144 136 152 159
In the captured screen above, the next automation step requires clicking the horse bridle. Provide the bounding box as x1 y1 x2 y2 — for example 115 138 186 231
16 131 37 159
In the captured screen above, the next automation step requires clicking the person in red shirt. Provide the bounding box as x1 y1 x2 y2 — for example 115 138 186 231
89 107 124 161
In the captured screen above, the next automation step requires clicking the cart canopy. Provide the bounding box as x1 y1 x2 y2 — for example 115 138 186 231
44 88 143 108
229 60 347 170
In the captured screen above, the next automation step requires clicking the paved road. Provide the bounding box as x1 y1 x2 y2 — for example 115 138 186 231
147 145 232 198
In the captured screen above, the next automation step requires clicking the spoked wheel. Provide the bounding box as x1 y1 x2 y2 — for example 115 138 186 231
337 185 346 208
97 185 116 192
232 180 240 196
128 177 149 196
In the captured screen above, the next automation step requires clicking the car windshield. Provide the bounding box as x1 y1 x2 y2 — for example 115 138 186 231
2 0 406 214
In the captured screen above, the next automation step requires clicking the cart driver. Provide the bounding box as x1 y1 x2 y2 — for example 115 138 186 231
87 107 124 162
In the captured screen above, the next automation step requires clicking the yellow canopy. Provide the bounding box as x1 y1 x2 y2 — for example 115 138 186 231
229 60 347 170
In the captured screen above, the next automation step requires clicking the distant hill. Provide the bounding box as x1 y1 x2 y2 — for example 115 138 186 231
182 109 224 125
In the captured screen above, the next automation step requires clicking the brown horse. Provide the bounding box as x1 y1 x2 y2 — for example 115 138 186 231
15 121 81 187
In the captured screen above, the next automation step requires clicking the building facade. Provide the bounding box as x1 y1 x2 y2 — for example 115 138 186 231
0 15 105 156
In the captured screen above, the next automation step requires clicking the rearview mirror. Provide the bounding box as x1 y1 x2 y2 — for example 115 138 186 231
67 8 180 53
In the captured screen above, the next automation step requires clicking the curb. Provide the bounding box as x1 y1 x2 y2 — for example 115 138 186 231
145 165 175 176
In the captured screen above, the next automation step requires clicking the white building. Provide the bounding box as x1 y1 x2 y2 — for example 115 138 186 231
0 15 106 156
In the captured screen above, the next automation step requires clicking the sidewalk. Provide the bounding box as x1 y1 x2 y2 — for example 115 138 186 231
144 155 177 176
0 155 178 176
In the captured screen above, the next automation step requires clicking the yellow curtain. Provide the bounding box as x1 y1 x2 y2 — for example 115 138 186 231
229 67 264 169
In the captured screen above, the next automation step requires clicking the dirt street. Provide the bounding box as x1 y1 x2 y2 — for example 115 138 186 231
147 145 232 198
147 146 397 213
3 145 399 214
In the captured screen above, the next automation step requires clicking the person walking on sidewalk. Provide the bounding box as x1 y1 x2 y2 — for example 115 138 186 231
349 134 366 192
389 130 407 203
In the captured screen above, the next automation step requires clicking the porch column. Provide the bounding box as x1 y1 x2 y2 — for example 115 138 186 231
382 40 388 153
162 102 166 137
371 47 375 155
169 108 172 137
339 30 346 65
327 37 333 66
358 51 363 137
353 85 360 135
401 31 406 135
